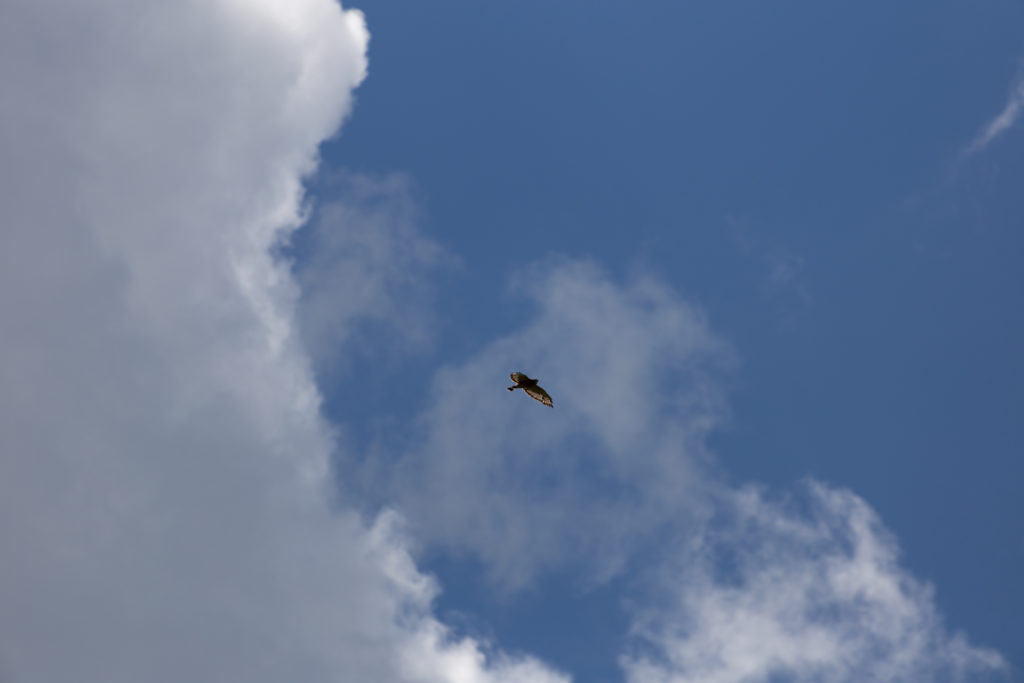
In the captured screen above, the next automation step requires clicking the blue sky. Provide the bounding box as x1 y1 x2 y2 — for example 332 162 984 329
311 1 1023 679
1 1 1020 681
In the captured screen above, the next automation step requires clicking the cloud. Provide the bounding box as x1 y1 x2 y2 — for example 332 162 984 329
965 72 1024 155
359 259 735 587
8 2 1006 681
622 482 1007 683
352 254 1005 679
0 1 565 681
367 512 571 683
292 171 450 374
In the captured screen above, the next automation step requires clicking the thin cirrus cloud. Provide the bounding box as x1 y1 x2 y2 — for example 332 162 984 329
965 72 1024 155
0 1 566 682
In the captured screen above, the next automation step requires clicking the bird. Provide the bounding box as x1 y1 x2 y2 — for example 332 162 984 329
507 372 553 407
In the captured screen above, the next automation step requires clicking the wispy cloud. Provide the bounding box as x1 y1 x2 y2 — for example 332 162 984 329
342 247 1007 679
293 171 451 374
965 72 1024 155
363 259 734 588
357 256 1007 678
623 483 1008 683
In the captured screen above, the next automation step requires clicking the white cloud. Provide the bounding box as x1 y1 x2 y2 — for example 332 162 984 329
0 1 565 681
622 482 1007 683
364 260 734 587
7 3 1006 681
965 72 1024 154
354 254 1006 680
369 512 571 683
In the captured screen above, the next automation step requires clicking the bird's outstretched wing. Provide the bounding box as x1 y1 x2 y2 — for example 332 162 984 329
524 384 553 407
510 372 529 384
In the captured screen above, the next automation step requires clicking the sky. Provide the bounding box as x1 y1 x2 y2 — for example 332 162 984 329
0 1 1021 682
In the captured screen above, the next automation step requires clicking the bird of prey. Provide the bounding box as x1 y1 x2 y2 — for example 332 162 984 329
507 372 553 407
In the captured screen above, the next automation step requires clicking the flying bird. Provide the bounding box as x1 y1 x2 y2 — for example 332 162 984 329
507 372 553 407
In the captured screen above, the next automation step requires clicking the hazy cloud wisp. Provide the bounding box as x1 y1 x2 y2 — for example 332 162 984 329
965 72 1024 154
362 260 733 588
293 172 450 374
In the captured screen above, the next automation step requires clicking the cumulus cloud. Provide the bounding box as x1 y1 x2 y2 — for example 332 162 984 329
7 2 1007 681
622 482 1007 683
0 1 564 681
361 260 734 587
965 71 1024 155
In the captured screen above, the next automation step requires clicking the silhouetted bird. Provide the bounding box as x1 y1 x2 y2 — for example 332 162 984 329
507 372 553 407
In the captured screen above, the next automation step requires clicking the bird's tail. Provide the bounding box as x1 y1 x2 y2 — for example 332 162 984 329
507 386 516 391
